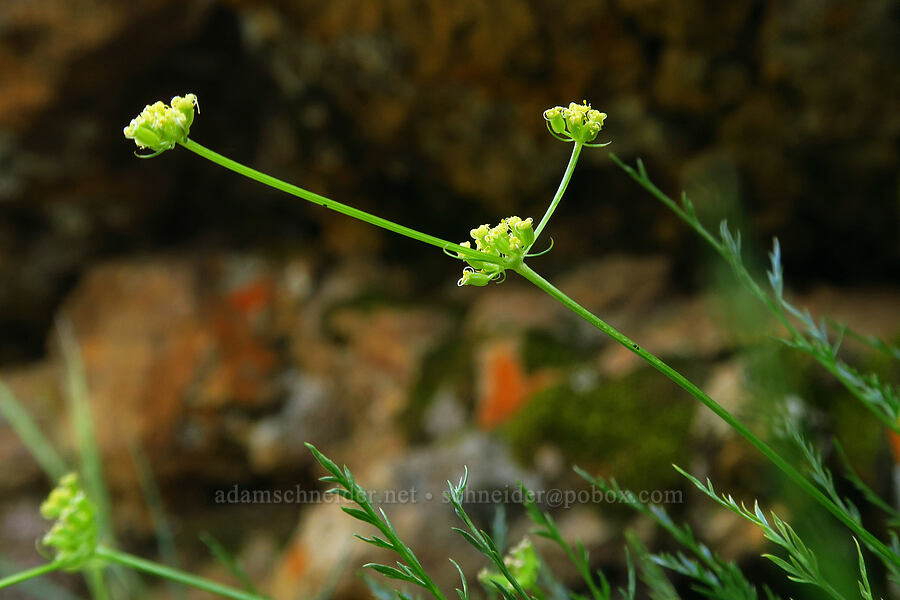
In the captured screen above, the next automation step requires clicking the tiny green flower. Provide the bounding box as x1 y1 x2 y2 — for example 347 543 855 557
543 101 609 146
543 107 567 134
511 217 535 246
470 224 491 246
458 267 495 287
123 93 199 157
40 473 98 571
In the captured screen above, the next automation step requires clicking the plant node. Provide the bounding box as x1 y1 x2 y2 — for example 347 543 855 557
456 216 533 286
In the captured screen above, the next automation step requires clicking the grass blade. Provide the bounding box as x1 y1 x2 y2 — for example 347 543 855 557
0 380 67 481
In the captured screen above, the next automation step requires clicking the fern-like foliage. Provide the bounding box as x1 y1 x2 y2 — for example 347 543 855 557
674 465 860 600
575 467 763 600
833 441 900 530
625 533 681 600
305 443 449 600
307 444 547 600
521 484 634 600
610 154 900 434
777 421 900 583
780 423 863 527
445 468 531 600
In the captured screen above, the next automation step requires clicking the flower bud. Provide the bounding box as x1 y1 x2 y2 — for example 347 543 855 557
566 111 585 140
457 241 487 270
587 109 606 127
470 224 490 243
458 268 493 287
487 224 512 254
543 107 566 134
512 217 535 246
171 94 198 129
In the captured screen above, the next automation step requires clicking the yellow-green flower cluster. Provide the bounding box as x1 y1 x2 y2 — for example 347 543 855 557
40 473 98 570
543 101 607 144
457 216 534 286
123 94 198 155
478 538 539 592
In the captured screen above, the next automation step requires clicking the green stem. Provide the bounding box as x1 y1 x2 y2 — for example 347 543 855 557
95 547 266 600
532 142 582 247
85 566 111 600
513 262 900 569
179 139 506 268
0 561 64 590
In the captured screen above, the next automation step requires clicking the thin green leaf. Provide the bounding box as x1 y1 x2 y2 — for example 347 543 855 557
0 380 67 481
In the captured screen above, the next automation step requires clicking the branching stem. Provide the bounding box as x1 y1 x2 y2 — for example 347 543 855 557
532 142 582 247
179 139 507 268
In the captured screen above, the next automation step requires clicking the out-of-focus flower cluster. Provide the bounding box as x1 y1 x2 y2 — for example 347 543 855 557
40 473 98 570
478 538 539 592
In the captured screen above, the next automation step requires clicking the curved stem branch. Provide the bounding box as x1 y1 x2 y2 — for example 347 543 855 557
0 561 64 590
96 547 266 600
531 142 582 248
178 139 506 268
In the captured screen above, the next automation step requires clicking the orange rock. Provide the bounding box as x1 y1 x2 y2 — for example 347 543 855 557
282 541 308 578
476 341 555 429
205 278 278 408
477 342 528 429
226 279 274 317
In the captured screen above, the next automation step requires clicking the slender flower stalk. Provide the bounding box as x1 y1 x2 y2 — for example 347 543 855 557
0 562 65 590
531 142 582 247
95 547 266 600
0 473 271 598
179 139 504 268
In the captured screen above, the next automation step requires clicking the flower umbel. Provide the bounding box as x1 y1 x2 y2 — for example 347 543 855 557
40 473 98 570
543 101 609 146
477 537 539 593
456 216 535 286
123 94 199 157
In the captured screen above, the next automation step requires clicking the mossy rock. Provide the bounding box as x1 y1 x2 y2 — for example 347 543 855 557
521 328 585 372
503 364 698 491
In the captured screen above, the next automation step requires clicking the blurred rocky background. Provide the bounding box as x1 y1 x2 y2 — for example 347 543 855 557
0 0 898 598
